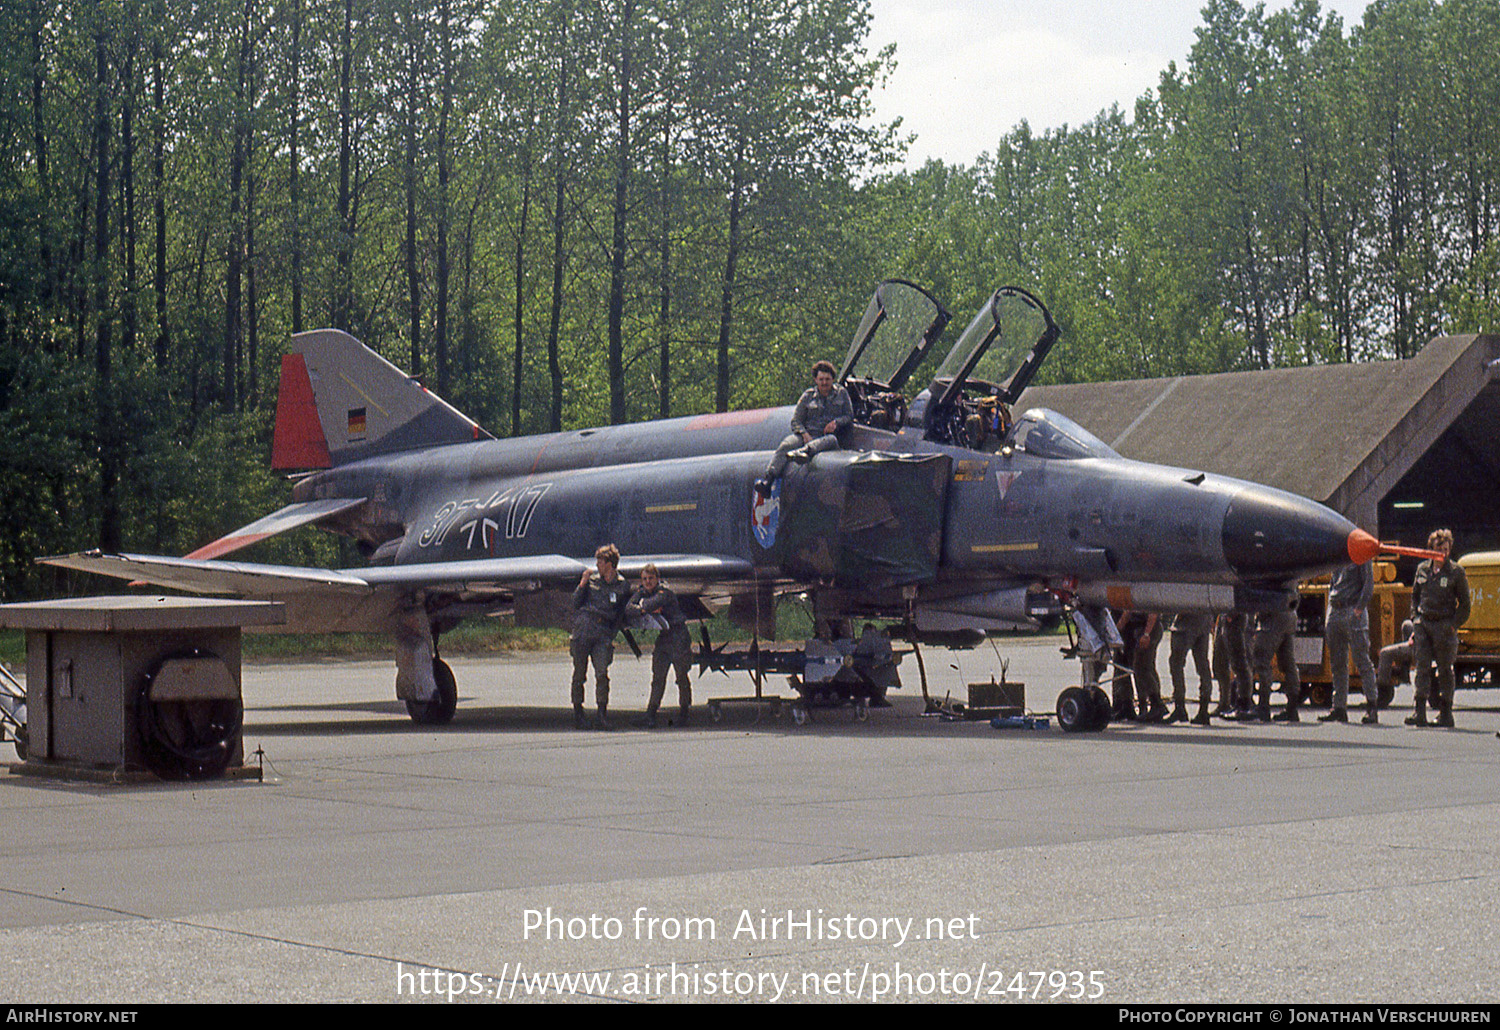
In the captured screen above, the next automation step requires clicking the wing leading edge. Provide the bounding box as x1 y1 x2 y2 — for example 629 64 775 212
38 550 754 634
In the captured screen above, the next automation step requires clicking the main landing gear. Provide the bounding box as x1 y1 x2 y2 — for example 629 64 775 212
406 656 457 725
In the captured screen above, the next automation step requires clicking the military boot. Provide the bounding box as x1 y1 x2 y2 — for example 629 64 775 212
1406 701 1428 727
1318 707 1348 723
1436 708 1455 729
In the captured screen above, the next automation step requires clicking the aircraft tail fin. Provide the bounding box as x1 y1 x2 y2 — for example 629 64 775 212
272 329 492 469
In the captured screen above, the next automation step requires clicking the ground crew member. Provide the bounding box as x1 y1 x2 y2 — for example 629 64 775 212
1252 592 1302 722
755 360 854 496
1407 529 1470 728
627 563 693 728
1323 560 1379 724
1119 609 1167 722
571 544 631 730
1167 612 1214 725
1214 612 1253 719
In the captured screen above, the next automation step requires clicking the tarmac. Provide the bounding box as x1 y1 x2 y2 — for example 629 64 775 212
2 637 1498 1005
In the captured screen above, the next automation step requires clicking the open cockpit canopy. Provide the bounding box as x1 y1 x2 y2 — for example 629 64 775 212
838 279 951 391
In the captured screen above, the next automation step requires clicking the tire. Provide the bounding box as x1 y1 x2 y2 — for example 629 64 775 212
406 658 458 725
1056 687 1092 733
1086 686 1112 731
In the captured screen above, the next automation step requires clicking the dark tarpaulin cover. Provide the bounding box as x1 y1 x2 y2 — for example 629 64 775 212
778 451 950 590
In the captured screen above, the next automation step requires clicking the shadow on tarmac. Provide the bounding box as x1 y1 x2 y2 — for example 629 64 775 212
241 695 1423 752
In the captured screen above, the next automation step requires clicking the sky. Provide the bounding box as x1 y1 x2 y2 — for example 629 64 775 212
864 0 1374 169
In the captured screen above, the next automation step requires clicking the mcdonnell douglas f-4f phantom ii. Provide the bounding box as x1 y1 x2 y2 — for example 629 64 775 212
45 281 1381 730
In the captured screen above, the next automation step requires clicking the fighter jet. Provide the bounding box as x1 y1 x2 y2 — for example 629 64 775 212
44 282 1379 730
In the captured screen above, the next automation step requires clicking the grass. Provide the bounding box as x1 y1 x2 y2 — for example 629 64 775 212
1 607 1050 668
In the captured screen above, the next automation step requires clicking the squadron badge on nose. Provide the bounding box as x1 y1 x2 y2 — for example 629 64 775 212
752 479 781 550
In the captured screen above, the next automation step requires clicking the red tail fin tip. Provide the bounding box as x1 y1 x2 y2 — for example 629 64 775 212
272 354 333 469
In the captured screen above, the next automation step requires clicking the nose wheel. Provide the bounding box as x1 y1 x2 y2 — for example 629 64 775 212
1056 685 1110 732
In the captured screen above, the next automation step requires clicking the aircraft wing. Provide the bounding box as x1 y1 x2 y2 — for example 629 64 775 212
39 550 754 600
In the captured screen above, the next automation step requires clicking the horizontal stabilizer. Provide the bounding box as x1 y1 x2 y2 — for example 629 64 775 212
38 551 374 598
184 498 368 560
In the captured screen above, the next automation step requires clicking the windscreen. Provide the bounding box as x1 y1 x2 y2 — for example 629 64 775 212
1007 409 1119 460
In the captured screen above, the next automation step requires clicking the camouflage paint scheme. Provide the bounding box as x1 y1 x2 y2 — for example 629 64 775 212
45 284 1376 719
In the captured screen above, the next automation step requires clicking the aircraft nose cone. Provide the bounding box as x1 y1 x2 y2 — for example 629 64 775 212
1222 487 1363 580
1347 528 1381 565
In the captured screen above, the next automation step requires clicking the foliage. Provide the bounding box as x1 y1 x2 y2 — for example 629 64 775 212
2 0 1499 601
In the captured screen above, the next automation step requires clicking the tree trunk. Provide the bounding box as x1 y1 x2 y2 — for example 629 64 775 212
607 0 634 425
94 17 120 552
404 5 421 378
152 11 168 368
435 0 452 395
715 146 745 412
334 0 354 331
31 0 53 310
289 0 303 334
513 155 532 437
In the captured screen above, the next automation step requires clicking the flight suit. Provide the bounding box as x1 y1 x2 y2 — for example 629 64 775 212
1409 558 1470 726
1121 610 1166 720
1324 563 1377 721
571 571 631 721
1167 612 1213 721
1252 599 1301 720
1213 612 1253 714
628 582 693 725
761 384 854 485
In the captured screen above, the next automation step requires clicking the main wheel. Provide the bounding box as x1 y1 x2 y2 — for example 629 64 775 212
406 658 458 725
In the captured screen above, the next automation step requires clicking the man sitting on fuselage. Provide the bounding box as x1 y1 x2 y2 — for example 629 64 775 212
754 360 853 497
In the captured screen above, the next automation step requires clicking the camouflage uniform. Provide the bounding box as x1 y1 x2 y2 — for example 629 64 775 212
571 571 631 718
628 582 693 725
1168 612 1213 721
1409 557 1470 726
